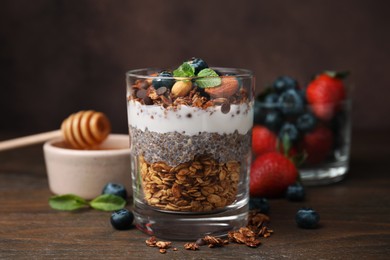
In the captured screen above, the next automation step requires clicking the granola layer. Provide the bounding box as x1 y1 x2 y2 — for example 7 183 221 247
140 154 240 212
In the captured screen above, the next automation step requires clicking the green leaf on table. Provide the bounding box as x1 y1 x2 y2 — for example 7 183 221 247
89 194 126 211
173 62 195 78
195 68 222 88
49 194 89 211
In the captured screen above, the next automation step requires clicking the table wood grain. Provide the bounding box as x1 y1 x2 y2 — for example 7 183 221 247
0 130 389 259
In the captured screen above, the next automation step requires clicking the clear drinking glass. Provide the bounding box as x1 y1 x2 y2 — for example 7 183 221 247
254 84 352 186
298 99 352 185
126 68 254 240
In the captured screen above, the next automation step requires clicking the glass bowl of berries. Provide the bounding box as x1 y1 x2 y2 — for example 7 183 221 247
253 71 352 185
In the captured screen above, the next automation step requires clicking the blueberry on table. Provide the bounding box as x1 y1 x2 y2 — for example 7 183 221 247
272 76 298 93
188 57 208 74
110 208 134 230
102 183 127 200
249 197 270 214
278 89 305 116
152 71 175 89
296 112 317 132
295 207 320 229
286 183 305 201
279 122 300 143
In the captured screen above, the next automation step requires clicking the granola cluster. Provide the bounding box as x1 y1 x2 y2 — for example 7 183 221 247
140 154 240 212
227 212 273 247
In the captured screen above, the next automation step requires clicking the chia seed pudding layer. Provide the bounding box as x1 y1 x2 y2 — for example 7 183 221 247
129 126 251 167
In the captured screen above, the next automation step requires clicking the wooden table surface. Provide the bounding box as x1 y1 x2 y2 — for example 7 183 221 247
0 130 389 259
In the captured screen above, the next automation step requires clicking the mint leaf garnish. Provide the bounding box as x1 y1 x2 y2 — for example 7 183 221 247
173 62 195 78
90 194 126 211
49 194 89 211
195 68 222 88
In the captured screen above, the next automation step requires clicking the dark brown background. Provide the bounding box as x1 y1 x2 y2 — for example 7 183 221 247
1 0 389 135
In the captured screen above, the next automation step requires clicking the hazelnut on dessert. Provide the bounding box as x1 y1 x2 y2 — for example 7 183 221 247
171 80 192 97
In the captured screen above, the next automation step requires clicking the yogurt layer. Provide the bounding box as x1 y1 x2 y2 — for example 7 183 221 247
127 100 253 135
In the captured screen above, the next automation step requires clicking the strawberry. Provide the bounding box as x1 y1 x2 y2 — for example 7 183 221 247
252 125 278 156
306 72 347 121
250 152 298 198
300 126 334 164
316 73 346 101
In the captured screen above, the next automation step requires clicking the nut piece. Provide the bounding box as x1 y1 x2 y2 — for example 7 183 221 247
205 76 239 98
171 80 192 97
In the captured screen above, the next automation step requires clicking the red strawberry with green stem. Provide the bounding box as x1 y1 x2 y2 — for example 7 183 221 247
306 71 348 121
250 152 298 198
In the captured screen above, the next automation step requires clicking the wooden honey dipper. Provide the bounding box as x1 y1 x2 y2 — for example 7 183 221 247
0 110 111 151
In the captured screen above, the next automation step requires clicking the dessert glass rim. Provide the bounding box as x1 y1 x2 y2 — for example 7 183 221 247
126 67 254 79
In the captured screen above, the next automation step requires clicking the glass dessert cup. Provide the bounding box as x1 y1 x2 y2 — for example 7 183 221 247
126 67 254 240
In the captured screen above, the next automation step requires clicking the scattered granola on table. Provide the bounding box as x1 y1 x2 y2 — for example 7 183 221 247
203 235 228 248
184 242 199 251
145 211 273 253
145 236 172 254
